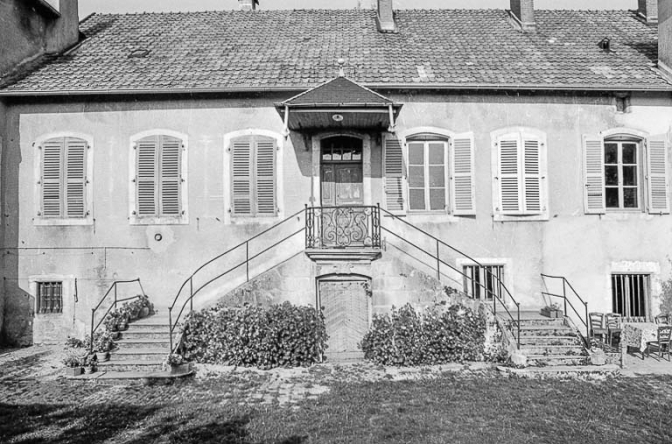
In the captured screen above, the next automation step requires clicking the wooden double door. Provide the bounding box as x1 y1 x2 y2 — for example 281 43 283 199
320 136 363 207
319 277 369 360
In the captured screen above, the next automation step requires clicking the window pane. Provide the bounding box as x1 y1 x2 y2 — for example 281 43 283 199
428 165 445 187
623 166 637 186
428 143 444 165
429 188 445 210
408 143 424 165
409 189 426 210
622 144 637 164
605 187 619 208
604 143 618 164
605 165 619 185
408 166 425 187
623 187 638 208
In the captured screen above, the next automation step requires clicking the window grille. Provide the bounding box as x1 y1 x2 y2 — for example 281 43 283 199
463 265 505 301
37 282 63 314
611 273 649 318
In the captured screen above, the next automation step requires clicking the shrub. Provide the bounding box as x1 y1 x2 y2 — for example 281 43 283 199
181 302 328 369
360 303 487 366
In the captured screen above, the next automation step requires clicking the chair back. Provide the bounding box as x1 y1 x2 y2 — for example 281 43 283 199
589 312 604 329
655 314 670 325
606 313 622 329
659 326 672 343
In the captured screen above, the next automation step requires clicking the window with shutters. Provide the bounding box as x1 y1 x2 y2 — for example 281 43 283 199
34 134 93 226
583 131 669 215
385 130 475 216
229 134 278 217
491 128 548 221
129 131 188 225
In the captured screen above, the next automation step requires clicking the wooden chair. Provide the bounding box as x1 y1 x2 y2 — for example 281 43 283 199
606 313 622 346
655 314 670 325
646 326 672 361
589 312 607 344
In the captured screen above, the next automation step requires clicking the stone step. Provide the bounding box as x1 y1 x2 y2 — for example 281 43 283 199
520 345 586 356
126 322 170 332
109 348 168 362
518 335 582 346
526 354 588 366
96 360 165 372
518 325 574 337
115 338 172 349
118 330 178 340
516 317 566 327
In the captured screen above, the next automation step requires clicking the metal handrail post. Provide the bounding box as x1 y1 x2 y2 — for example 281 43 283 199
114 283 118 311
90 310 94 354
584 301 589 340
189 277 193 313
435 240 440 281
517 303 521 349
169 310 174 353
246 242 250 282
562 279 567 316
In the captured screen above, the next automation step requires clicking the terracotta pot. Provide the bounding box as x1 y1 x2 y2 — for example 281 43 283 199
85 366 96 374
170 363 190 375
66 367 84 377
95 352 109 362
140 306 150 318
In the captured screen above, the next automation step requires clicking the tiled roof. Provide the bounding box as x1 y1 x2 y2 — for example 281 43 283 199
282 76 395 106
1 8 670 94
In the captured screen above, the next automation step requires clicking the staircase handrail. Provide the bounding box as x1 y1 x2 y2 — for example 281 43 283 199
379 207 521 348
90 278 145 353
167 208 306 353
540 274 589 343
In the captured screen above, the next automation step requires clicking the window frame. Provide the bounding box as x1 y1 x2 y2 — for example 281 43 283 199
33 132 94 226
456 258 512 305
603 137 643 211
491 127 549 221
406 135 449 213
29 274 75 318
611 273 651 319
129 130 189 226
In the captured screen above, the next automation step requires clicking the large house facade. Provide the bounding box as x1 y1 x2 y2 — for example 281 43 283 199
2 0 672 356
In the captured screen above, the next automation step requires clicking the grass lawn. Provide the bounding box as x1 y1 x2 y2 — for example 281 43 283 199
1 372 671 443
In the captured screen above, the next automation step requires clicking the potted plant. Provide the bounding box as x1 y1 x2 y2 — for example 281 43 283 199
104 310 123 338
62 352 85 376
92 330 115 362
85 356 97 374
165 353 190 375
541 302 563 318
135 294 154 318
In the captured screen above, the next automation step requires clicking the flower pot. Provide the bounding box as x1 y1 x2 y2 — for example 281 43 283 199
111 331 121 340
139 306 150 318
95 352 109 362
66 367 84 377
170 363 190 375
540 307 563 318
85 366 96 374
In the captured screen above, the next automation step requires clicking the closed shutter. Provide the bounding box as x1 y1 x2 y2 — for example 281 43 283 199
522 137 542 213
583 135 606 214
159 136 182 216
41 138 64 217
64 137 87 218
451 133 475 215
384 135 405 212
136 136 158 216
498 136 521 213
255 137 277 215
646 134 670 214
231 138 253 215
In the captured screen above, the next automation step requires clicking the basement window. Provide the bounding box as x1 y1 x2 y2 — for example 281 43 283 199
463 264 505 301
37 282 63 314
611 273 650 318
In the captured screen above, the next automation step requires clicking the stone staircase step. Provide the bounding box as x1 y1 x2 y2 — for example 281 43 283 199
125 322 169 332
115 338 172 349
517 317 566 327
119 330 178 340
519 325 574 337
109 348 168 362
96 360 165 372
526 354 588 366
520 345 586 356
519 335 582 346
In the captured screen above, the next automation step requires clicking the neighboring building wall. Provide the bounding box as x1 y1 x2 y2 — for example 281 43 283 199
5 91 672 343
0 0 79 76
0 99 5 342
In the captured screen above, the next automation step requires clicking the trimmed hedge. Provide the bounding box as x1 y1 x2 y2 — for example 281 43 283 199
360 303 487 366
181 302 328 369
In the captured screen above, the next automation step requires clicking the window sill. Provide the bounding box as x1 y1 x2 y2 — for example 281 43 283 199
493 213 549 222
230 216 280 225
599 212 656 221
34 218 93 226
129 216 188 225
405 213 463 224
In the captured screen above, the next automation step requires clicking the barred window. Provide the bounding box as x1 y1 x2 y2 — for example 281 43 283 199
463 265 505 301
37 282 63 314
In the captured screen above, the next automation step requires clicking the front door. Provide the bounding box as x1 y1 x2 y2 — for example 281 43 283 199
319 278 369 360
320 136 363 206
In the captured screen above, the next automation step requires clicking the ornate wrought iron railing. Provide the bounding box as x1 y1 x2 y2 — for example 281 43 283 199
306 205 381 249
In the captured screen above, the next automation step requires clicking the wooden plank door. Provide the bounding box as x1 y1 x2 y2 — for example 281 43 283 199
319 279 369 360
321 164 363 206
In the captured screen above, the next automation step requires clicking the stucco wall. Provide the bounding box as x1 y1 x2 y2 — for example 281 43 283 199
5 91 672 343
0 0 79 76
0 99 5 342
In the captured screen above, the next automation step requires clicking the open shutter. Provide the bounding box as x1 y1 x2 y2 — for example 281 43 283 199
159 136 182 216
451 133 475 215
583 135 606 214
646 134 670 214
64 137 87 218
522 137 542 213
136 136 158 216
231 138 252 215
498 135 521 213
255 137 277 216
384 134 405 212
41 137 64 217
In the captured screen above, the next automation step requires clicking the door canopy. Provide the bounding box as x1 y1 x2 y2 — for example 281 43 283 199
276 76 402 134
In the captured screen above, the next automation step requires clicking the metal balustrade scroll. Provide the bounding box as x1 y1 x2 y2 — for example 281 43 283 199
306 205 381 249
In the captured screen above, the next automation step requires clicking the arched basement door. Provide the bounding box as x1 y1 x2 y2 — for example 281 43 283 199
318 276 369 361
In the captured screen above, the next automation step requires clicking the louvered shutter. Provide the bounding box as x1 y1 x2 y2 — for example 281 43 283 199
451 133 475 215
64 137 87 218
255 137 277 216
522 136 542 213
41 138 64 217
384 135 405 212
136 136 158 216
231 138 253 215
159 136 182 216
646 134 670 214
498 135 521 213
583 135 606 214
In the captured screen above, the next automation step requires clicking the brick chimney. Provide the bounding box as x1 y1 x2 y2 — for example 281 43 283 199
510 0 536 32
376 0 396 32
659 0 672 75
639 0 658 24
239 0 257 11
